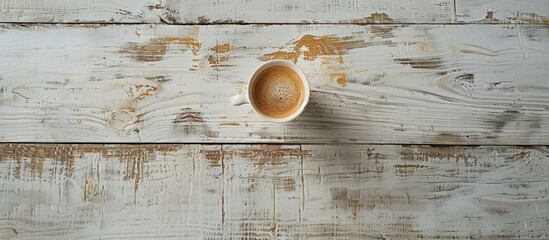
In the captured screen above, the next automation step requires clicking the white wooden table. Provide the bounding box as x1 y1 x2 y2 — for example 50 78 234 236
0 0 548 239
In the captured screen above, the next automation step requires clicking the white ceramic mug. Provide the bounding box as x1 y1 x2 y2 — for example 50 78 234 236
231 60 310 122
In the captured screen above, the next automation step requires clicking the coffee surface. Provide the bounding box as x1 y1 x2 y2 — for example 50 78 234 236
252 66 304 118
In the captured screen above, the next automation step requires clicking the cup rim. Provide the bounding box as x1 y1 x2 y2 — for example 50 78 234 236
247 60 310 123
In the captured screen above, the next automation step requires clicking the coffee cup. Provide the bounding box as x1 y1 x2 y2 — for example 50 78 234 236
231 60 310 122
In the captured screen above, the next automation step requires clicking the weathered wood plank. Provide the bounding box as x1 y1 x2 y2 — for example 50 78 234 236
0 24 548 144
456 0 549 24
160 0 455 24
0 144 548 239
0 0 161 23
3 0 549 24
0 0 455 24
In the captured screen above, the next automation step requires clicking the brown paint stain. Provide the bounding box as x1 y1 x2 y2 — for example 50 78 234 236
282 178 296 192
331 72 347 87
523 13 549 24
97 145 179 190
204 150 222 166
133 84 159 101
228 145 310 170
348 13 394 24
211 43 230 54
295 35 359 60
120 37 201 62
172 108 220 138
260 35 367 87
336 55 344 64
371 26 395 38
260 50 301 63
260 51 301 63
207 43 232 66
145 76 172 83
0 144 178 186
173 109 205 123
0 145 77 178
350 200 359 221
524 19 549 24
261 35 363 87
239 148 300 168
207 55 230 65
84 175 103 202
394 57 443 69
207 55 216 64
208 63 232 67
399 145 473 163
328 56 350 87
134 174 140 192
260 34 367 63
221 189 225 226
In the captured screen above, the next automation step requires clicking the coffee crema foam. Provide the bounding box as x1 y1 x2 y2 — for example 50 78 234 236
252 66 304 118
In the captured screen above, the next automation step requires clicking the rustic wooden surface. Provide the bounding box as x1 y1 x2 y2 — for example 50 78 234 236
2 0 549 24
456 0 549 24
0 0 455 24
1 144 548 239
0 24 548 144
1 0 549 239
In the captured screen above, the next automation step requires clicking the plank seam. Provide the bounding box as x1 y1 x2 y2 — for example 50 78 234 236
0 22 548 26
1 142 547 147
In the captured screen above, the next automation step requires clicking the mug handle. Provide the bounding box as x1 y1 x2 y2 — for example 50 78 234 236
230 93 248 106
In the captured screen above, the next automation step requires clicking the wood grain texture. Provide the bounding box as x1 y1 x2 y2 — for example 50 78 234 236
0 0 455 24
3 0 549 25
1 24 548 144
0 0 161 23
456 0 549 24
160 0 455 24
0 144 548 239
